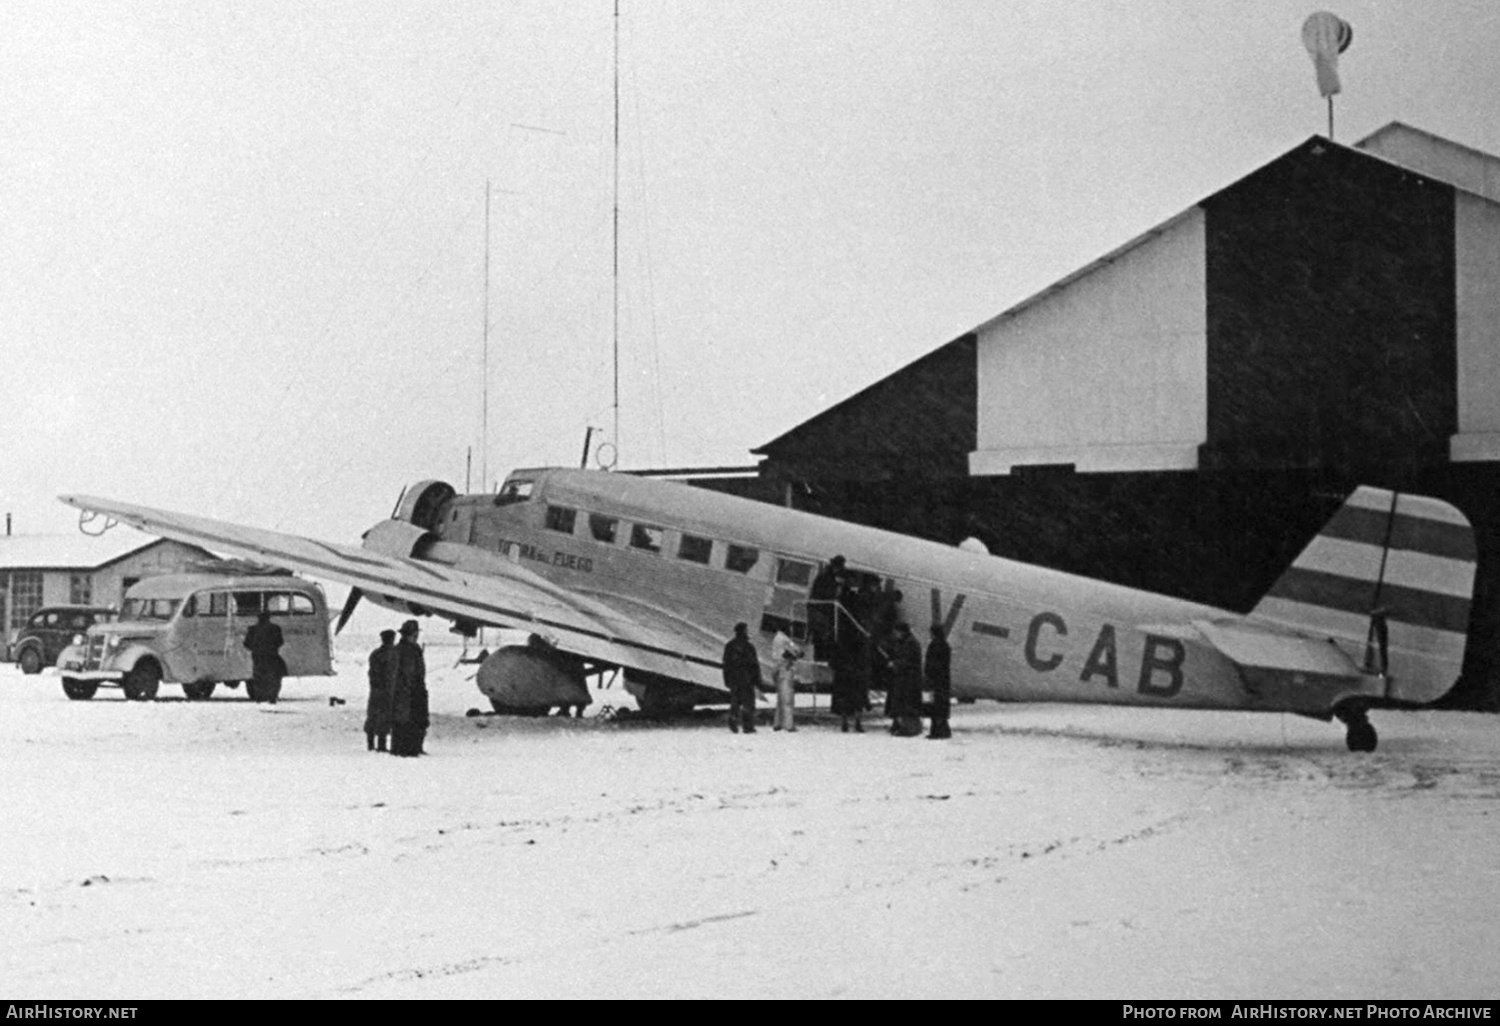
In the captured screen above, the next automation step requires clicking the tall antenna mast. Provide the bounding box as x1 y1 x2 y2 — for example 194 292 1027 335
482 178 491 492
612 0 621 459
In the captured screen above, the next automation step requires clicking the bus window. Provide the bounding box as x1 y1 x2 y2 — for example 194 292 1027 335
207 593 231 616
630 524 664 554
122 598 182 621
726 544 759 574
265 592 293 615
233 592 263 616
678 534 712 564
776 558 814 588
545 505 578 534
290 594 315 615
589 513 619 544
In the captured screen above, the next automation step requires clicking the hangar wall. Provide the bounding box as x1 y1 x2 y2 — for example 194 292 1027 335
970 211 1206 475
1454 190 1500 461
751 126 1500 709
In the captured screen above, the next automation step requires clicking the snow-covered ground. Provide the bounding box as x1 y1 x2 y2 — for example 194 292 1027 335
3 636 1498 1000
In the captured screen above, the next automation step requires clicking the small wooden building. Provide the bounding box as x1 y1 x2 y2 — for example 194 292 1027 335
0 528 215 652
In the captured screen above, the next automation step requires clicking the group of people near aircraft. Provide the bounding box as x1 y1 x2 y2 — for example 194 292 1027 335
362 620 430 756
723 554 954 738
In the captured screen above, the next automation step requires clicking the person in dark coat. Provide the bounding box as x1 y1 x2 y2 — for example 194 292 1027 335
808 555 846 660
887 622 924 737
390 619 429 757
721 621 761 734
830 627 868 733
365 629 398 751
243 610 286 704
925 624 952 740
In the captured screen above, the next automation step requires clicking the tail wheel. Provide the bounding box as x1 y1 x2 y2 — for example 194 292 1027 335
61 678 98 701
122 663 161 702
19 647 43 675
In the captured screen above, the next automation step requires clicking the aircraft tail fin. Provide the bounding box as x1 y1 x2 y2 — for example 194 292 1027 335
1250 486 1477 703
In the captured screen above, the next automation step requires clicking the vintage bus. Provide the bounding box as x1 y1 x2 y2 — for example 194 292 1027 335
58 571 334 701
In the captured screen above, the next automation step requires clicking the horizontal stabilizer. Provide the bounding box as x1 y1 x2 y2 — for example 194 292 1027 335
1193 619 1362 678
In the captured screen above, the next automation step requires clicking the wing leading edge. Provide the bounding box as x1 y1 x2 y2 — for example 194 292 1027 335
58 495 726 690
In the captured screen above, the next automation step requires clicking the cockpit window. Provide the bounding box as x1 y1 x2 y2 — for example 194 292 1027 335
495 479 535 506
545 505 577 534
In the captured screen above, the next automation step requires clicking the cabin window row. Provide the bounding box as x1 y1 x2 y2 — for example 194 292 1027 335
544 503 763 575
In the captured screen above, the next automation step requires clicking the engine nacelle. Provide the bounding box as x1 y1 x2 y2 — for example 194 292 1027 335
359 519 439 616
394 480 456 531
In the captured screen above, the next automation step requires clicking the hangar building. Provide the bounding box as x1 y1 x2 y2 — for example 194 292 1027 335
752 123 1500 708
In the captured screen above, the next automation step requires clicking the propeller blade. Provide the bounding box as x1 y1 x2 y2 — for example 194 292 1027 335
335 588 363 634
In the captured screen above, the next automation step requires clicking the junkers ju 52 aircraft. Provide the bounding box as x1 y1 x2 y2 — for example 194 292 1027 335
61 469 1476 751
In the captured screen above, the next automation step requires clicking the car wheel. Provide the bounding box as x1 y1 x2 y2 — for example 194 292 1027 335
182 681 217 701
61 678 98 701
19 647 43 675
122 663 161 702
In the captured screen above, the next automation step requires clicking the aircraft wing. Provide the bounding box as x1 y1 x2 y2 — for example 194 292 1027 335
58 495 727 691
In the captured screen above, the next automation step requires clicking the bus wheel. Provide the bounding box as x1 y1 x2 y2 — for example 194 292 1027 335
19 647 43 675
61 678 98 701
183 682 216 701
122 663 161 702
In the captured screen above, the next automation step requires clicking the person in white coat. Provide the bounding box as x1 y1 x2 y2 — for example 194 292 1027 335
771 630 804 732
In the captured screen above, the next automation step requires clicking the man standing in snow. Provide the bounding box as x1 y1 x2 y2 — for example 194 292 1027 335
771 629 803 732
390 619 428 756
887 622 924 737
365 629 398 751
925 624 952 740
243 609 286 704
722 622 761 734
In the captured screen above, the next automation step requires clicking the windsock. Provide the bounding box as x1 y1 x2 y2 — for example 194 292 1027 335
1302 11 1353 97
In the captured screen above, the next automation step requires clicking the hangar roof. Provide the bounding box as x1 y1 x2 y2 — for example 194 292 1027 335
754 124 1500 461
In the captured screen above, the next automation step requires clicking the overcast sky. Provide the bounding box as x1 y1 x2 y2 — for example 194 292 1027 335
4 0 1498 542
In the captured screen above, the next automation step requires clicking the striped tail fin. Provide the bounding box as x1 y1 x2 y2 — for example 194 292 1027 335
1251 486 1477 704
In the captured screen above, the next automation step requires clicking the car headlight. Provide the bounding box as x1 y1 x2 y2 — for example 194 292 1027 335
71 633 85 645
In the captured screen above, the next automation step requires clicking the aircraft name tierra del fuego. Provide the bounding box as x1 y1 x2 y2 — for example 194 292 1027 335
62 465 1477 752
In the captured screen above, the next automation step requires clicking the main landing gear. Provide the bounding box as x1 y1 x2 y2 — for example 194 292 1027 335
1336 705 1378 753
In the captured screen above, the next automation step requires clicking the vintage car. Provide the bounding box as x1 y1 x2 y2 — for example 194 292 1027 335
58 572 334 701
11 605 117 675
